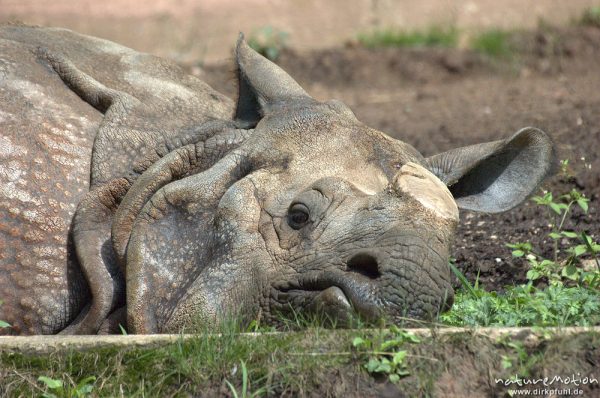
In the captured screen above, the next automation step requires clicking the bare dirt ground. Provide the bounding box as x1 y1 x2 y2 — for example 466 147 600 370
198 25 600 291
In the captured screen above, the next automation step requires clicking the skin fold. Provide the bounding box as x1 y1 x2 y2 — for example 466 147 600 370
0 25 555 334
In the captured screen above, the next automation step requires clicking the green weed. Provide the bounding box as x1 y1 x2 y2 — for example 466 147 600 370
507 160 598 287
247 26 289 61
441 280 600 327
579 7 600 28
38 375 95 398
0 300 10 329
357 26 458 49
497 336 547 380
471 29 514 58
352 325 421 383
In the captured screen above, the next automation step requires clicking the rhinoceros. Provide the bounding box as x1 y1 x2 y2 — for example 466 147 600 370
0 25 554 335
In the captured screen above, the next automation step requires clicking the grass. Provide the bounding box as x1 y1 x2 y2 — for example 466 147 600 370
357 25 520 63
470 29 514 58
0 319 355 396
579 7 600 28
356 25 520 61
247 26 289 61
441 280 600 327
2 326 599 397
357 26 458 49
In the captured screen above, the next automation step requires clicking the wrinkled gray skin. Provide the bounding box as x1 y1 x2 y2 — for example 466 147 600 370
0 25 555 335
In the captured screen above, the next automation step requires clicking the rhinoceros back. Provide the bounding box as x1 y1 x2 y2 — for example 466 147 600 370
0 26 101 334
0 24 233 334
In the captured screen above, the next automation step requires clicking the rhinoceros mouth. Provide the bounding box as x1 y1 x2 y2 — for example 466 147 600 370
270 247 455 325
271 267 384 323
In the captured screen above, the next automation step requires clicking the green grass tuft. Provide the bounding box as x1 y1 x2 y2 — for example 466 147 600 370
441 283 600 327
247 26 289 61
579 7 600 28
357 26 458 49
471 29 514 58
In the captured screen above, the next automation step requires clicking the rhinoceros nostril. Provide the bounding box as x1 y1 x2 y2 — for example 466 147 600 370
347 253 380 279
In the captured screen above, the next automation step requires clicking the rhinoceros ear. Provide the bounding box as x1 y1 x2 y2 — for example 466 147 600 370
425 127 555 213
234 34 311 126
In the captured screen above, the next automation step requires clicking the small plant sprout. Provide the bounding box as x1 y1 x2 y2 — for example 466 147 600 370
497 336 543 378
0 299 10 329
352 326 421 383
38 375 96 398
560 159 571 177
503 159 599 286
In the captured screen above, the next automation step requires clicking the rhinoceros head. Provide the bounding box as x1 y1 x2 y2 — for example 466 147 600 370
120 37 554 333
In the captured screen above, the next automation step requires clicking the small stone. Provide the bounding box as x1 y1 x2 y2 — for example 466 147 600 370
582 259 599 272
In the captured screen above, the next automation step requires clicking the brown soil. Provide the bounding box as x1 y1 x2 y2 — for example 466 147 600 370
198 25 600 291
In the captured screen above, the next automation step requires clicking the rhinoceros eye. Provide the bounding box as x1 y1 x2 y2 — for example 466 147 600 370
288 203 310 230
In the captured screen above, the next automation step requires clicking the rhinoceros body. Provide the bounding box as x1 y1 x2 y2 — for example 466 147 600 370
0 25 554 335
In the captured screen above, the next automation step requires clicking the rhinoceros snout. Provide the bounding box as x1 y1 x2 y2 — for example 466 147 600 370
271 266 384 325
342 250 454 322
270 237 455 325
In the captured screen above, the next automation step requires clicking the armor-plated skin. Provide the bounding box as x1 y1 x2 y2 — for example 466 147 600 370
0 25 555 334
